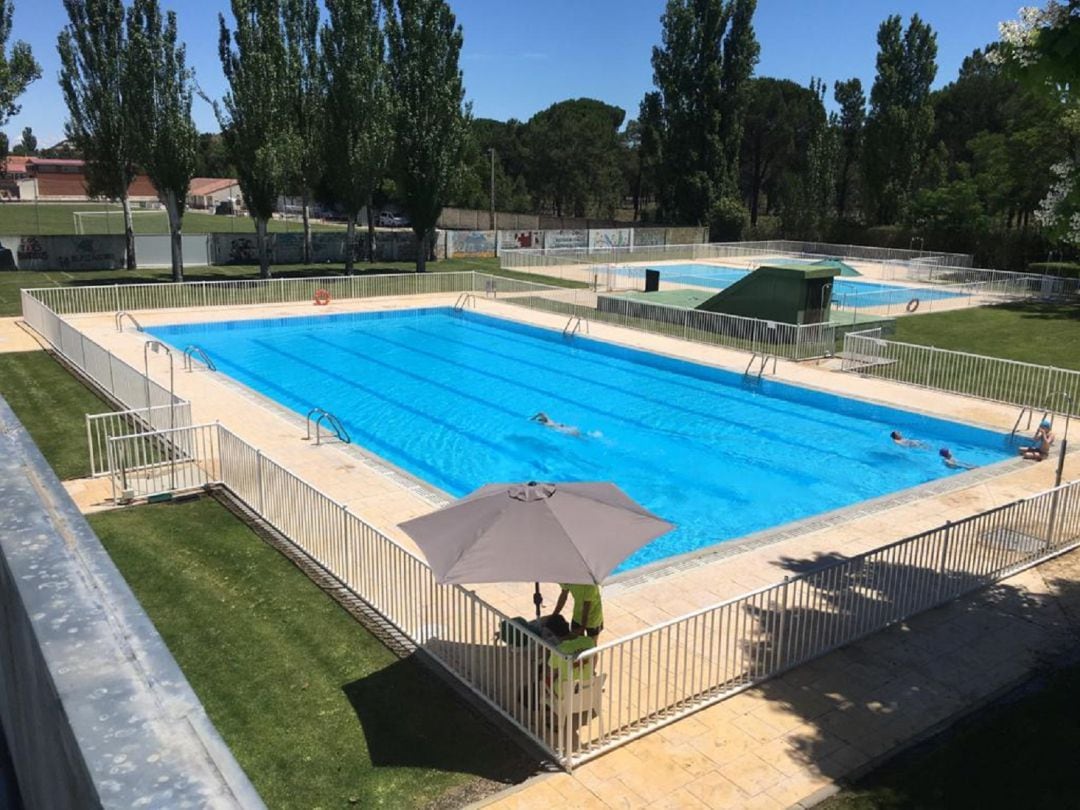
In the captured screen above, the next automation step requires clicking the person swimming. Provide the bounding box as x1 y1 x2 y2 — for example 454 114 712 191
939 448 976 470
531 411 581 437
890 430 928 449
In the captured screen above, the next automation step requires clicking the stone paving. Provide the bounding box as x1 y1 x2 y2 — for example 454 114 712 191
477 547 1080 809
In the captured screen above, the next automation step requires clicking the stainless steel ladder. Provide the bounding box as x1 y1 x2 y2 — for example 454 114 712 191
304 408 351 446
115 311 144 332
744 352 777 378
1009 405 1050 445
182 345 217 372
563 316 589 338
453 293 477 312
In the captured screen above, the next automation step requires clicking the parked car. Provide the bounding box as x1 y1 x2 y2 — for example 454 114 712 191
377 210 409 227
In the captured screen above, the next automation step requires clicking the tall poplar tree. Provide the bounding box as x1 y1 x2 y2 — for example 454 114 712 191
58 0 138 268
862 14 938 224
649 0 758 228
832 78 865 219
321 0 389 273
283 0 321 264
383 0 469 273
217 0 297 278
0 0 40 166
126 0 197 282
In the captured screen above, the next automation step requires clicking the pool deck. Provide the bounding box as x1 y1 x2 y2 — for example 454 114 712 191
63 294 1078 639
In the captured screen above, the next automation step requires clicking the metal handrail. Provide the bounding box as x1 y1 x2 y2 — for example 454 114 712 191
304 407 351 446
562 316 588 337
115 311 143 332
453 293 477 311
744 352 777 378
182 345 217 372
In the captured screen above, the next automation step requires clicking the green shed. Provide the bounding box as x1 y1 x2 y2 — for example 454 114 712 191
695 259 842 324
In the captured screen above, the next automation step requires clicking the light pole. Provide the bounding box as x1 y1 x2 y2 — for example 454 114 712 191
143 340 176 490
489 147 496 231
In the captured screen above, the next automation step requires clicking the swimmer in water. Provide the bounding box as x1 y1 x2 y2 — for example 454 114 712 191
890 430 928 449
531 411 581 437
939 448 976 470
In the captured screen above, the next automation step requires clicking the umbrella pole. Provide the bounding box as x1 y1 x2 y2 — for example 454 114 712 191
533 582 542 621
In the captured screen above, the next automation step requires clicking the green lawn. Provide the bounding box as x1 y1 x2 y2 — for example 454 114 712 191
894 301 1080 371
88 498 534 808
821 660 1080 809
0 257 584 317
0 351 112 479
0 202 345 235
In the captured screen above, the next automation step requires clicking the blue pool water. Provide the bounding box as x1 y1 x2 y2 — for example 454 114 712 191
150 309 1011 571
621 263 966 309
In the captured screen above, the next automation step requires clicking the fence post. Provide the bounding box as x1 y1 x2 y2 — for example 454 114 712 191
113 283 121 313
935 521 952 602
776 576 790 671
256 450 265 515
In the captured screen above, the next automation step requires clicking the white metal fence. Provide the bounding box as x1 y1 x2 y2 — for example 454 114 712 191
842 330 1080 418
884 261 1080 300
87 403 193 477
570 480 1080 760
734 240 974 266
490 287 837 360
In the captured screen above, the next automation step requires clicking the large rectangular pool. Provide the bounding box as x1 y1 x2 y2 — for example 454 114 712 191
149 309 1011 571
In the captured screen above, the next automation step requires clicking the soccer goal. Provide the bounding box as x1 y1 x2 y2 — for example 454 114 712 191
73 209 168 235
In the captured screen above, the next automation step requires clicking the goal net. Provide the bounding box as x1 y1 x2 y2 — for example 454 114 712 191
73 209 168 235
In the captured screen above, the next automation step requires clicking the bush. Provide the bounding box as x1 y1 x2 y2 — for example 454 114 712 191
1027 261 1080 278
709 197 748 242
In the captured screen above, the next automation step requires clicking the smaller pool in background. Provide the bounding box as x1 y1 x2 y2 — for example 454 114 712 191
616 263 966 309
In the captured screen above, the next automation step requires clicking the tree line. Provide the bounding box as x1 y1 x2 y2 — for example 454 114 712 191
0 0 1075 276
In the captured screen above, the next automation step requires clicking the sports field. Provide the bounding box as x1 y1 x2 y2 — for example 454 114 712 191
0 202 346 235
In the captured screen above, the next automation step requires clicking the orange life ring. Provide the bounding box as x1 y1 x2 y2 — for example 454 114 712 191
314 289 331 306
906 297 920 313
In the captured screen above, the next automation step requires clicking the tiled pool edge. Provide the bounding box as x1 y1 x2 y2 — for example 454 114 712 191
607 452 1038 590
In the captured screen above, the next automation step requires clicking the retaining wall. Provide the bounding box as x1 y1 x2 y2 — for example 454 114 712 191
0 396 264 810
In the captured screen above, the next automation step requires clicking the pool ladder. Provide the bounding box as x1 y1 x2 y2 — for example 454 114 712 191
453 293 477 312
1008 406 1050 446
115 311 144 332
563 316 589 338
305 408 351 446
745 352 777 378
182 345 217 372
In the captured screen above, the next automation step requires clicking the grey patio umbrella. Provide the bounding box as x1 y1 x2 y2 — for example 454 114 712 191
398 481 675 618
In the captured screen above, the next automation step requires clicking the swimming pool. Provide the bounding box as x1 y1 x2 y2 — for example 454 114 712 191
149 309 1011 570
620 263 966 309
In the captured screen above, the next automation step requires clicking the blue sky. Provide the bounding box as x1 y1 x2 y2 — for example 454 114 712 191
7 0 1022 149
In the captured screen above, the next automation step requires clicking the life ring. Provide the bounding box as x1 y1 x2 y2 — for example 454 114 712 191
906 297 920 313
313 289 331 306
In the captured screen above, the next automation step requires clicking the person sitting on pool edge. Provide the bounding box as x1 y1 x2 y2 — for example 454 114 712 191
531 411 581 437
552 582 604 638
1019 420 1054 461
939 448 976 470
890 430 927 448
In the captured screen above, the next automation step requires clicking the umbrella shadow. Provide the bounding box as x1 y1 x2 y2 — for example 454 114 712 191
341 651 540 782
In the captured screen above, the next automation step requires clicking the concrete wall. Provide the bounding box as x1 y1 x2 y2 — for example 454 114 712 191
0 397 265 810
0 234 127 270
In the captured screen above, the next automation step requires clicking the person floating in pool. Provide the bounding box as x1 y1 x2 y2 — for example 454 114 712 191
1018 420 1054 461
939 448 976 470
531 411 581 437
890 430 928 449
